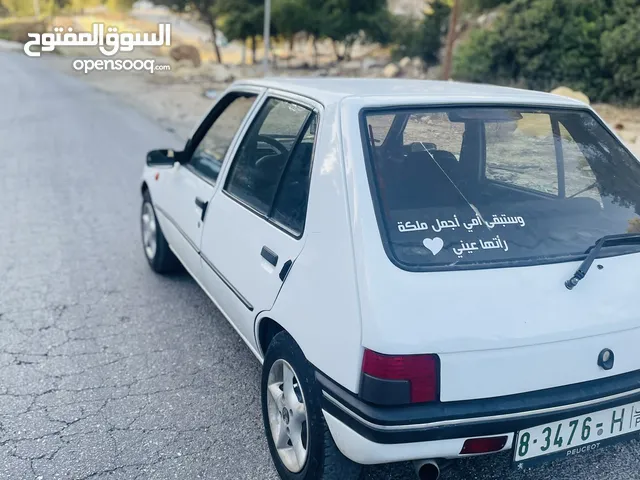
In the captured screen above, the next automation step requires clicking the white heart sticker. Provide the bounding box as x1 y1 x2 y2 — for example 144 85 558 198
423 237 444 256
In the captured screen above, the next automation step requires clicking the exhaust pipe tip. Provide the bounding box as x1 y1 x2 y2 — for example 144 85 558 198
414 459 440 480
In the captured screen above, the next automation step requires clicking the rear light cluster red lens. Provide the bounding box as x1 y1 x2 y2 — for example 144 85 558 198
460 436 508 455
362 349 439 403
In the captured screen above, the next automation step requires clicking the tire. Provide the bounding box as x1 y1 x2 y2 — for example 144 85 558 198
261 331 362 480
140 190 181 274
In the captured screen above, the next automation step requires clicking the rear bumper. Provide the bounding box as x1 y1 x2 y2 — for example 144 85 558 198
318 370 640 463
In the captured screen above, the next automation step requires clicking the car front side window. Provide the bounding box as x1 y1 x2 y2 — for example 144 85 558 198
189 93 257 183
224 98 312 216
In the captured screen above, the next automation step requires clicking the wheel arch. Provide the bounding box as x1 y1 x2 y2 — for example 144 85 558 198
256 316 286 359
141 180 149 196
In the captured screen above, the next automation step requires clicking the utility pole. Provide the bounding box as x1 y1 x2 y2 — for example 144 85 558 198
441 0 460 80
263 0 271 75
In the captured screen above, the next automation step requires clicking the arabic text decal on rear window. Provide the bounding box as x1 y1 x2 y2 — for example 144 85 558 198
363 106 640 269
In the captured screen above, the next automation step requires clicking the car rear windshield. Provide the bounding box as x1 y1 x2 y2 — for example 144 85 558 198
362 106 640 270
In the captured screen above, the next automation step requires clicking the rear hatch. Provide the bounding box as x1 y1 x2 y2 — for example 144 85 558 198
357 104 640 402
358 254 640 401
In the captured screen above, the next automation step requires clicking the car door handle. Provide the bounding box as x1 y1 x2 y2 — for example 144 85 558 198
194 197 208 222
260 246 278 267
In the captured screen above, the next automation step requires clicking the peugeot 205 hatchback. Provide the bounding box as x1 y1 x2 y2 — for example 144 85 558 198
139 79 640 480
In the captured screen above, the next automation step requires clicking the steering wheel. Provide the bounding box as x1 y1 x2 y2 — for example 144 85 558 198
255 135 288 167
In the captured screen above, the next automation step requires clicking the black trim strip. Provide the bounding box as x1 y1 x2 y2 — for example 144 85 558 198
268 112 313 219
200 253 254 311
551 117 566 198
154 205 200 253
317 369 640 444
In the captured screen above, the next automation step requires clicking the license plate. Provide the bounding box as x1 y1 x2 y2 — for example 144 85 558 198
513 400 640 468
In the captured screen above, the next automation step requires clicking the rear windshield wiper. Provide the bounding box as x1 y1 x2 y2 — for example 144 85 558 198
565 233 640 290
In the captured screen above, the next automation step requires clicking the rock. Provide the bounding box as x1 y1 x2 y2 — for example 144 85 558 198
340 60 362 72
411 57 424 70
478 11 500 27
328 67 340 76
424 65 442 80
203 63 235 83
203 89 218 99
172 59 194 70
550 86 590 105
3 20 46 44
399 56 412 69
615 122 625 130
627 218 640 233
362 66 384 78
169 44 201 68
362 57 384 70
383 63 401 78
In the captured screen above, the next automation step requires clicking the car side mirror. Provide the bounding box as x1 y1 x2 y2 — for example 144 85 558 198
146 149 185 166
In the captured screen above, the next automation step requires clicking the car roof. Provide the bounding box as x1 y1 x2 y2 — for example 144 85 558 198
234 77 588 109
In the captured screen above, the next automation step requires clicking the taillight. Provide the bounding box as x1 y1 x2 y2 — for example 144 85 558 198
460 436 508 455
361 349 439 404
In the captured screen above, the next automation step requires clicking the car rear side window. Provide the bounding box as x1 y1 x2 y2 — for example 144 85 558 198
224 97 316 236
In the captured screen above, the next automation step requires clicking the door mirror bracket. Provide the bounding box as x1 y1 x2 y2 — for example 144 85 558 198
146 149 187 166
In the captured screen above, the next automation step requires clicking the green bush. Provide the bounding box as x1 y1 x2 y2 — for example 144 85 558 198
453 0 640 105
600 0 640 104
392 0 450 66
463 0 512 12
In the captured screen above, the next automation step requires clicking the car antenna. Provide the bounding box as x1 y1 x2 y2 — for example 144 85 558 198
419 144 490 229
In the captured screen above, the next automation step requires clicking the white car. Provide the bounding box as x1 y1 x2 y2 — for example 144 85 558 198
139 78 640 480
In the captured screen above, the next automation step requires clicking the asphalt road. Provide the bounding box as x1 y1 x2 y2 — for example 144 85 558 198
1 52 640 480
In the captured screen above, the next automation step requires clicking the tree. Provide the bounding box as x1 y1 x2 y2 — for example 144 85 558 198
0 0 63 16
391 1 451 66
216 0 263 64
68 0 102 14
600 0 640 104
106 0 134 13
155 0 223 63
310 0 389 61
272 0 308 57
441 0 460 79
463 0 512 11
